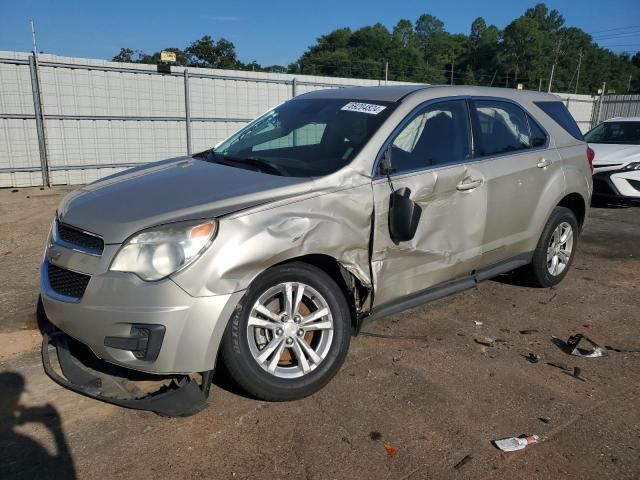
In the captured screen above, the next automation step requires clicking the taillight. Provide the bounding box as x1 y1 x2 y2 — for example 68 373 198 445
586 146 595 173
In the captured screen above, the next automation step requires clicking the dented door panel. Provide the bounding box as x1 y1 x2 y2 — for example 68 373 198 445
371 163 487 307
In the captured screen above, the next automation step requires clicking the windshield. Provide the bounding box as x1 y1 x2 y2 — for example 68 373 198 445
584 121 640 145
209 98 396 177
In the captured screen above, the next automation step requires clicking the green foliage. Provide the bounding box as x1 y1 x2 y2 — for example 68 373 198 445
112 3 640 93
290 2 640 93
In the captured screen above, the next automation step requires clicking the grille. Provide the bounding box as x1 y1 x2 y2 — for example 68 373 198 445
47 263 91 298
629 179 640 192
57 222 104 254
592 177 617 196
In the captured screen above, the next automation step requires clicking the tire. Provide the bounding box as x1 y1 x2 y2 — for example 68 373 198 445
220 262 351 401
525 206 578 288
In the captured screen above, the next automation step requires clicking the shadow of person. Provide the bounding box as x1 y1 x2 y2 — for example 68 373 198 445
0 372 77 480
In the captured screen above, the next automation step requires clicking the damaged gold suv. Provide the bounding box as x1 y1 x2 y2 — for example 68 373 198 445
41 86 592 415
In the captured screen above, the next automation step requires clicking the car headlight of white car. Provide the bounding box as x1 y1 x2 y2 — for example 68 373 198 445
620 162 640 171
110 219 217 281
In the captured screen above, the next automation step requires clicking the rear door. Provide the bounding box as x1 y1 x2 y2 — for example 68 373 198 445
469 99 560 267
371 99 487 307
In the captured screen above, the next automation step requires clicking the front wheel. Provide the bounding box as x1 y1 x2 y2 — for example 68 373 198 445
525 206 578 287
220 262 351 401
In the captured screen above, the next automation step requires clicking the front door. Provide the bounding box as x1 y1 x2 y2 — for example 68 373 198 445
371 99 488 307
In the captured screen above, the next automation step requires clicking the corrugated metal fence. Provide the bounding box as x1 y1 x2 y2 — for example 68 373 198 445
591 94 640 126
0 51 410 187
2 51 632 188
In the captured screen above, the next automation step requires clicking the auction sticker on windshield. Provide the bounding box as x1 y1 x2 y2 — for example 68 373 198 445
341 102 387 115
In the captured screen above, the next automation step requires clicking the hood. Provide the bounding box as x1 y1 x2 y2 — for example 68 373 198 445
590 143 640 171
58 157 312 243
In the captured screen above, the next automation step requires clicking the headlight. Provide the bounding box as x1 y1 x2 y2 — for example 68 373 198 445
110 219 217 281
621 162 640 171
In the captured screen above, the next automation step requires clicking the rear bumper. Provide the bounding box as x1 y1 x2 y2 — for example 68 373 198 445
41 262 245 374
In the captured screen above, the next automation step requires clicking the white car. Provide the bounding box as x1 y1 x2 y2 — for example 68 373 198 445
586 117 640 204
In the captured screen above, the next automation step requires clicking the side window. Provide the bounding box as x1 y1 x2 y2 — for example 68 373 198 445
534 101 583 140
390 100 471 173
473 100 532 156
527 115 547 147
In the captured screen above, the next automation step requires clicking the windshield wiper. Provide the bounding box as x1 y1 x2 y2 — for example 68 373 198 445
210 153 286 176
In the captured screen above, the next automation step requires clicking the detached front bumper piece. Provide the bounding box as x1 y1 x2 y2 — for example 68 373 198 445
42 330 213 417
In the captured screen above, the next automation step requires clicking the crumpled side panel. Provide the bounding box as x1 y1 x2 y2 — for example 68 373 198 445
172 184 374 297
371 164 487 306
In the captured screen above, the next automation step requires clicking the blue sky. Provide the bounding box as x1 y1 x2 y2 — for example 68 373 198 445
2 0 640 65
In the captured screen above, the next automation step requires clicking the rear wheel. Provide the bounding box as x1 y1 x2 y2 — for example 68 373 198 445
220 262 351 401
525 206 578 287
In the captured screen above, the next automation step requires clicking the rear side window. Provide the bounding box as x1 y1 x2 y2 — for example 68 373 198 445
390 100 471 173
472 100 533 156
527 115 548 147
535 101 583 140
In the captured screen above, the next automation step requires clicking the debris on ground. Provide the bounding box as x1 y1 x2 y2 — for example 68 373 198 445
539 416 551 424
547 361 571 372
473 321 483 326
527 353 540 364
369 431 382 441
519 329 539 335
573 366 584 381
453 455 473 470
383 443 398 457
493 435 539 452
606 345 640 353
539 293 557 305
567 334 608 358
474 338 496 347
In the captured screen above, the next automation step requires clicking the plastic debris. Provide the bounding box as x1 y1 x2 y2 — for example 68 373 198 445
453 455 473 470
494 435 539 452
527 353 540 364
473 321 483 326
383 443 398 457
567 334 608 358
539 416 551 424
519 329 539 335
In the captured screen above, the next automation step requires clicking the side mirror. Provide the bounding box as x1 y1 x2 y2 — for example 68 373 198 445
388 187 422 244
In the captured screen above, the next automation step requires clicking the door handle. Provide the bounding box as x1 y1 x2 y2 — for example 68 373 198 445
456 177 483 191
537 158 553 168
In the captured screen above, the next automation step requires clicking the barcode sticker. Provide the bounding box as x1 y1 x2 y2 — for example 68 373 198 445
341 102 387 115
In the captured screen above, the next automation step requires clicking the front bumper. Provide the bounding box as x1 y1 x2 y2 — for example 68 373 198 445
41 262 244 374
592 169 640 204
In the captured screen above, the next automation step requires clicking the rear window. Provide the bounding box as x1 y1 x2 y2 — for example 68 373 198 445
535 101 583 140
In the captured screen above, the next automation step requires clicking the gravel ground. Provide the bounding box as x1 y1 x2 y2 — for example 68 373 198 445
0 186 638 480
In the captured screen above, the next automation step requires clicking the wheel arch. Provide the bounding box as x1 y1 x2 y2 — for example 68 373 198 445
557 192 587 230
272 254 371 334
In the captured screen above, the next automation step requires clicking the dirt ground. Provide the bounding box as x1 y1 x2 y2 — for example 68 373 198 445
0 186 638 480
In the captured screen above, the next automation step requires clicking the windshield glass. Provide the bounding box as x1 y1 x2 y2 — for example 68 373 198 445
209 98 396 177
584 121 640 145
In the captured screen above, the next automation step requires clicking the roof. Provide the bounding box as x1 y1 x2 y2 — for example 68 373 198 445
298 84 559 103
298 85 428 102
603 116 640 122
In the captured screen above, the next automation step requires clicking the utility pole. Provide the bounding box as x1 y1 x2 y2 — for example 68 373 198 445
548 37 562 93
384 60 388 85
30 18 38 53
505 72 509 88
628 74 632 92
539 78 543 91
450 62 454 85
489 70 497 87
575 49 583 94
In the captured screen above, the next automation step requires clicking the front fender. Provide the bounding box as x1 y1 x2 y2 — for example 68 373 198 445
171 184 374 296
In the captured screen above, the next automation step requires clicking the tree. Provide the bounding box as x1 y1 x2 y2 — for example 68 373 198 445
185 36 239 69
